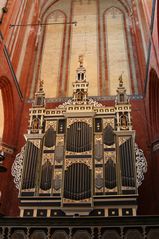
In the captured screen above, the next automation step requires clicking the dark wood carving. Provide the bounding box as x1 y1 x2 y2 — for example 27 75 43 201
53 174 62 191
55 146 64 163
102 230 120 239
11 231 26 239
44 127 56 148
94 140 103 160
52 231 68 239
95 118 102 132
95 174 104 189
30 230 46 239
125 229 143 239
103 125 114 146
147 229 159 239
73 230 91 239
58 119 66 134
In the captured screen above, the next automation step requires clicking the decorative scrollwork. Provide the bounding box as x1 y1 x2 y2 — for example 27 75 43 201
11 146 25 190
65 158 92 169
103 118 114 128
45 120 57 131
58 99 73 108
67 118 92 127
58 98 104 108
88 98 104 107
135 143 147 187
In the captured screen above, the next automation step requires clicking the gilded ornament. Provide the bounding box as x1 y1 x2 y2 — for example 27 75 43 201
45 121 57 131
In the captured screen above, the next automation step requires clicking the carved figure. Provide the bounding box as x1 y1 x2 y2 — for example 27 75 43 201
32 118 39 129
121 114 127 128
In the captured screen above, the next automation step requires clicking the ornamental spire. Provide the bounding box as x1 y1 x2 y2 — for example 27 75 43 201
72 56 89 103
33 68 45 107
79 54 84 67
39 78 44 92
118 72 124 87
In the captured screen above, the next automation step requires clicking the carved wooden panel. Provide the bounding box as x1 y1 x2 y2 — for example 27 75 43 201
73 230 91 239
102 230 120 239
44 127 56 148
52 231 68 239
11 231 26 239
30 230 46 239
103 125 114 146
147 229 159 239
124 229 143 239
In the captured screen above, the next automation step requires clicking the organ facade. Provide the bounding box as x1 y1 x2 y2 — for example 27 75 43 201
13 58 142 218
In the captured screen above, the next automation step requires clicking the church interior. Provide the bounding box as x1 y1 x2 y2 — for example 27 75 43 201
0 0 159 238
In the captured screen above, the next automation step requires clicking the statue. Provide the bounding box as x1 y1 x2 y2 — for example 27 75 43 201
79 55 83 67
121 114 127 129
119 72 124 87
32 118 39 129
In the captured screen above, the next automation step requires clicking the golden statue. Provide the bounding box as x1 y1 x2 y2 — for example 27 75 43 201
79 55 83 67
119 72 124 87
121 114 127 129
32 118 39 129
39 79 44 91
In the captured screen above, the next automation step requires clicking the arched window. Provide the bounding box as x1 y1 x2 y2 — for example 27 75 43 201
0 91 4 143
41 10 66 97
104 7 131 95
31 1 139 98
68 0 98 96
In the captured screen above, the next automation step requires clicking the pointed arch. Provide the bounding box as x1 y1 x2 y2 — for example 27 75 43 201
31 3 67 98
149 68 159 138
41 10 66 97
149 68 159 214
103 6 133 95
0 76 14 144
68 0 98 96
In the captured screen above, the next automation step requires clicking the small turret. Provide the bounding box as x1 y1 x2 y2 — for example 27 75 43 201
116 73 129 105
115 74 132 131
72 55 89 104
28 78 45 134
33 78 45 108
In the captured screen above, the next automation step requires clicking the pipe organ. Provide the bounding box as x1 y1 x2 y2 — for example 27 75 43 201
17 58 139 218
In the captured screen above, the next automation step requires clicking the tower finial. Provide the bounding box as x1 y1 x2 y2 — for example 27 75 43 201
38 64 44 92
39 78 44 91
119 72 124 87
79 55 84 67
